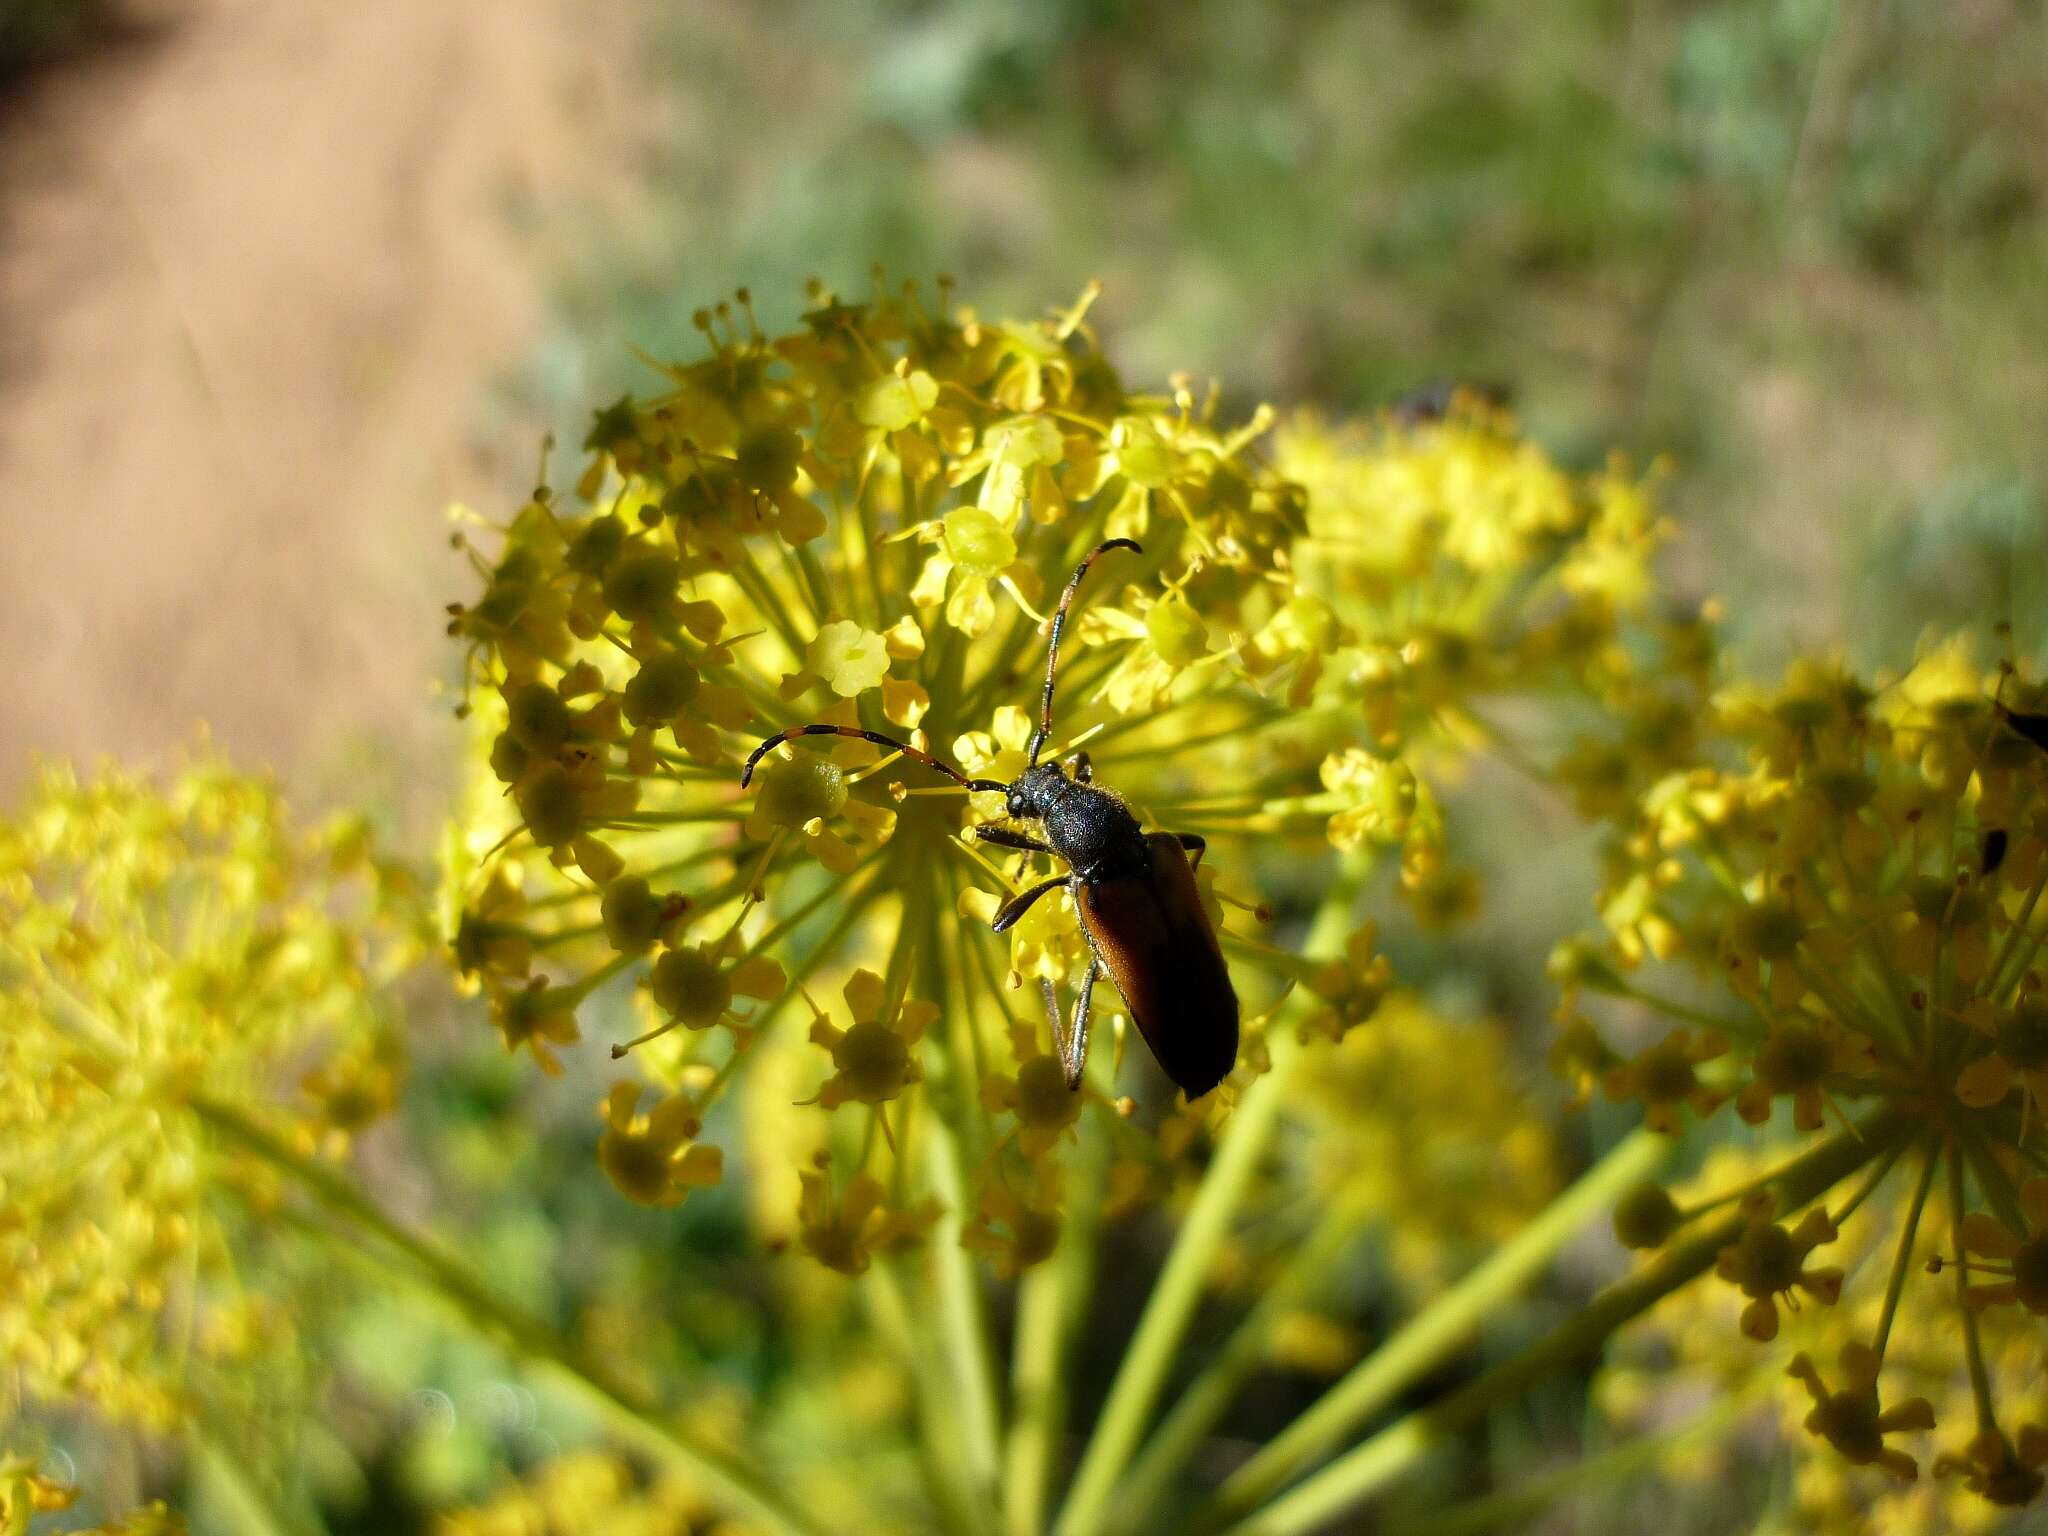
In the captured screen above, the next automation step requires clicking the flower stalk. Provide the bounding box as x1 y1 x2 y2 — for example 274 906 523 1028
190 1095 833 1536
1206 1110 1907 1536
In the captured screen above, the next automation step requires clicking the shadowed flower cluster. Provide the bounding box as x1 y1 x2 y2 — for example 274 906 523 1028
1566 642 2048 1504
0 750 418 1429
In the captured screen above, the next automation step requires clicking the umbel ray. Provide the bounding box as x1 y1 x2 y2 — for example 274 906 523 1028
740 539 1241 1100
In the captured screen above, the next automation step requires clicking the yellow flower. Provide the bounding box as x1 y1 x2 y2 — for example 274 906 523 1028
801 969 934 1111
1565 643 2048 1509
982 1020 1086 1159
797 1159 941 1276
961 1171 1065 1279
1956 1178 2048 1315
0 750 413 1428
438 276 1678 1290
597 1083 723 1206
1787 1346 1935 1481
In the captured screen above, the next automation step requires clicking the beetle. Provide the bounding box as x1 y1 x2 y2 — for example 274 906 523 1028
740 538 1239 1099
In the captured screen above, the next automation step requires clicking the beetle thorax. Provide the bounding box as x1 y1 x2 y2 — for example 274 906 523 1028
1043 783 1148 881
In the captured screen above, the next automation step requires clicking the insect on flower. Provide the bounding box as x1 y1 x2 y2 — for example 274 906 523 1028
741 539 1241 1099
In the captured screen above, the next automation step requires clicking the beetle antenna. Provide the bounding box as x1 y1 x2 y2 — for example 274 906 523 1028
740 723 1007 793
1028 538 1142 767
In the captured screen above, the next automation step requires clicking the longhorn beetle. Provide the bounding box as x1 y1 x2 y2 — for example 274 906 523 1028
740 539 1240 1099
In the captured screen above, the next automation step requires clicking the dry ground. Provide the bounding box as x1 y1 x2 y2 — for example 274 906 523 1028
0 0 641 813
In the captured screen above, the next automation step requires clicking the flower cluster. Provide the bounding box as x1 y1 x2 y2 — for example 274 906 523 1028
1566 642 2048 1504
441 282 1695 1279
1604 1147 2048 1532
1288 993 1557 1287
0 751 417 1428
437 1450 750 1536
444 280 1359 1269
1 1451 185 1535
1274 399 1713 917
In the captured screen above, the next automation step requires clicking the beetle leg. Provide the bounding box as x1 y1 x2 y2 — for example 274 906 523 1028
1061 960 1099 1090
973 825 1055 856
1065 750 1093 784
1172 831 1207 869
992 875 1072 934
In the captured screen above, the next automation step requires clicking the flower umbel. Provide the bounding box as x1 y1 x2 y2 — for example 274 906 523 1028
1563 643 2048 1508
0 751 415 1428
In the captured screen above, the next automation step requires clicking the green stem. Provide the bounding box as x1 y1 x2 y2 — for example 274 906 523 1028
868 1256 984 1535
1006 1259 1068 1536
1204 1111 1905 1536
1870 1141 1937 1365
1106 1194 1372 1529
189 1428 308 1536
1949 1146 1999 1436
1053 874 1364 1536
1205 1129 1671 1524
927 1111 1007 1531
1380 1387 1759 1536
192 1097 831 1536
1007 1107 1112 1536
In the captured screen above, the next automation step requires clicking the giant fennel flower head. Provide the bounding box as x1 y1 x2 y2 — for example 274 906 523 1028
440 279 1678 1281
1274 395 1714 917
1563 638 2048 1507
0 750 417 1429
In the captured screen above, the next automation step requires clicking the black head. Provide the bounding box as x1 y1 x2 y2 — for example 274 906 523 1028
1006 761 1071 820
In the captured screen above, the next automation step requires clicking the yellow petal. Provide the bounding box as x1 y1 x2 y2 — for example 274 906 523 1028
1956 1055 2013 1108
842 969 887 1022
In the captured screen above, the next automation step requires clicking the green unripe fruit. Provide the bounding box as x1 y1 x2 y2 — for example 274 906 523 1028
516 765 583 846
567 513 627 574
623 651 700 727
1015 1056 1075 1129
650 946 731 1028
941 507 1016 576
1146 597 1208 667
1613 1181 1681 1250
603 550 680 624
601 876 665 953
506 681 573 753
736 425 802 493
753 755 847 828
834 1021 911 1101
489 732 529 785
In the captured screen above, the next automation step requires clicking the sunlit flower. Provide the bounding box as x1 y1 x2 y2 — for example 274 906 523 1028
1562 641 2048 1507
597 1083 723 1206
435 1446 745 1536
0 751 415 1428
802 969 935 1113
797 1158 941 1276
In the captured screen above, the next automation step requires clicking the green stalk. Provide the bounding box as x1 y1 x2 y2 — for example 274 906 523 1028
1053 875 1364 1536
1106 1193 1371 1528
188 1429 308 1536
927 1110 1007 1528
1205 1128 1670 1522
1205 1111 1905 1536
1008 1105 1112 1535
868 1256 984 1535
1006 1260 1068 1536
1380 1387 1759 1536
915 865 1005 1529
1870 1142 1937 1365
192 1097 831 1536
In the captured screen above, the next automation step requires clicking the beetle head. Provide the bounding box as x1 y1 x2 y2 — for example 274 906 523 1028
1006 762 1067 820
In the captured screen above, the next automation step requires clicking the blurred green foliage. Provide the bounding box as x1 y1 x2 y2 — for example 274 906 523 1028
532 0 2047 672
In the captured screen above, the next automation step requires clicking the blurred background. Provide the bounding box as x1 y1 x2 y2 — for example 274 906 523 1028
4 0 2045 1528
7 0 2045 817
